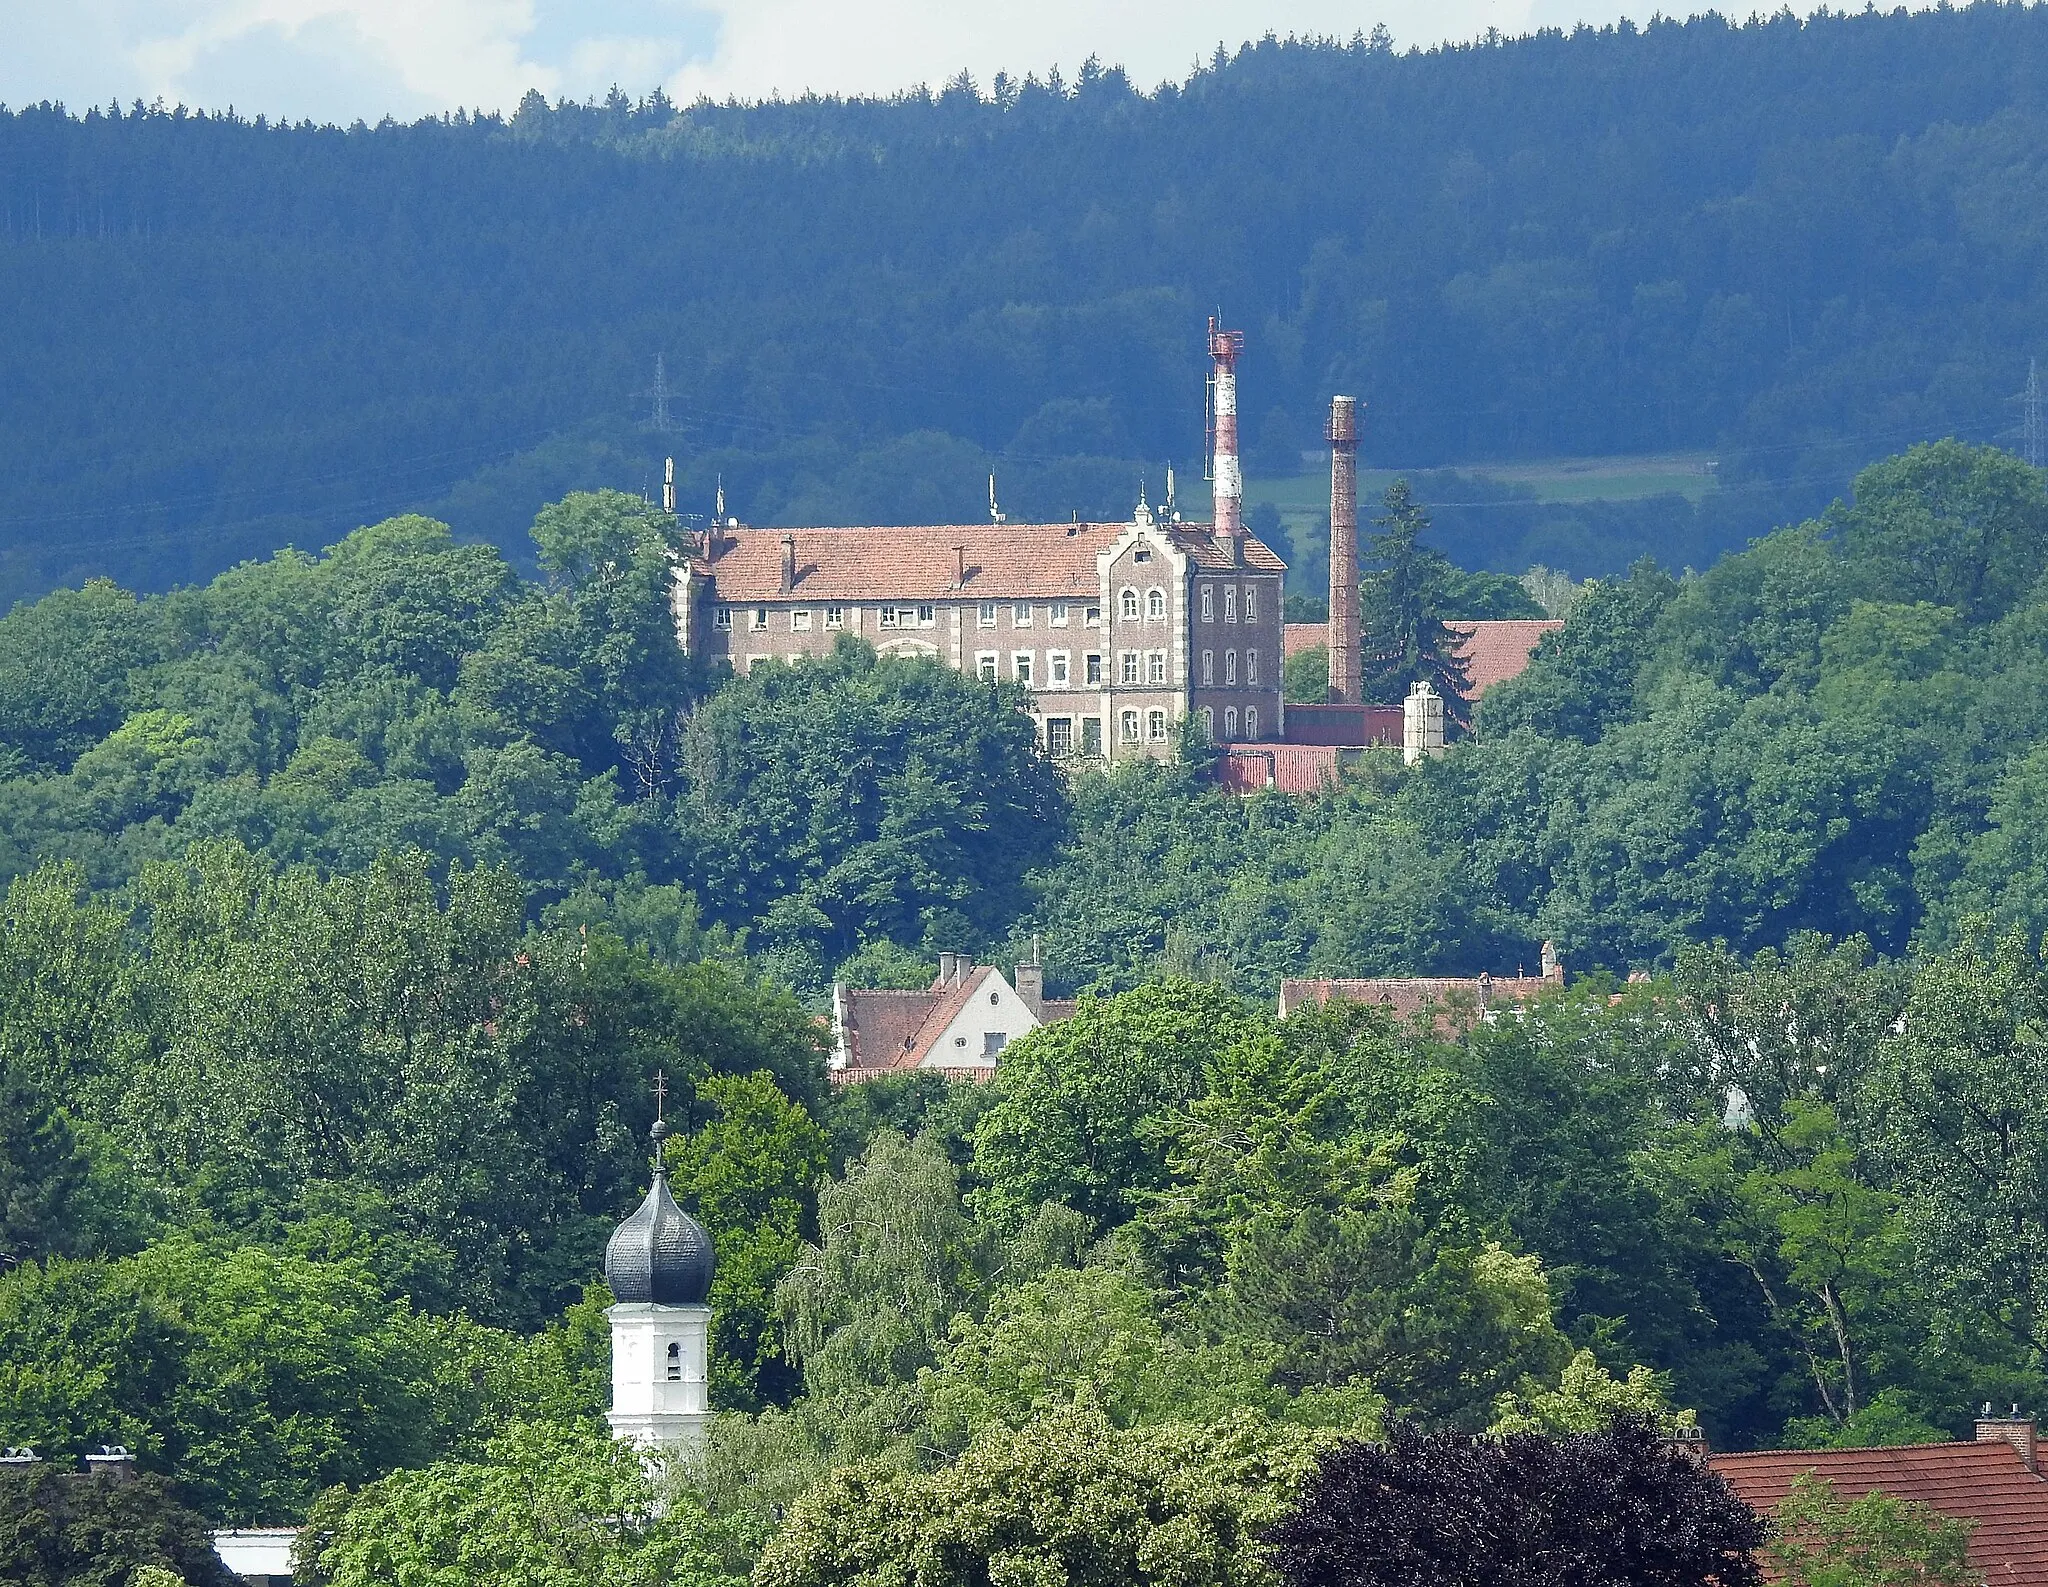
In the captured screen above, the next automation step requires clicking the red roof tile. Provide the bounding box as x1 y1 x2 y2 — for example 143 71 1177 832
836 988 939 1072
1711 1441 2048 1587
1448 619 1563 696
1279 975 1557 1030
1283 622 1326 658
693 522 1284 603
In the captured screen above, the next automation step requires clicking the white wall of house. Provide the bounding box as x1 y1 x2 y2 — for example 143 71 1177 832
924 969 1041 1070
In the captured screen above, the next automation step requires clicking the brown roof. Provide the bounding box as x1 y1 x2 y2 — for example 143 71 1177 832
695 522 1284 603
1448 619 1563 696
837 988 939 1072
1711 1440 2048 1586
1283 621 1325 658
1279 975 1557 1028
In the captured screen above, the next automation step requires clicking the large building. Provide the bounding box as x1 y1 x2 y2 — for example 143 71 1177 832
667 320 1285 760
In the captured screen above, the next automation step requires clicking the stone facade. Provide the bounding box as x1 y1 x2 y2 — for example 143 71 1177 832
670 502 1286 759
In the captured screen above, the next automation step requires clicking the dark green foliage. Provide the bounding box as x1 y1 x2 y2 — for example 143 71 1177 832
1480 561 1678 742
1361 482 1473 725
1266 1418 1765 1587
0 1466 238 1587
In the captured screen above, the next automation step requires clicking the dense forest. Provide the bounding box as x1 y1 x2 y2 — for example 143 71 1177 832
10 6 2048 605
6 438 2048 1585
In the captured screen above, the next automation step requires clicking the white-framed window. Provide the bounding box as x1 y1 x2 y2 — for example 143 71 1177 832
1014 603 1033 627
667 1340 682 1381
1244 585 1258 622
977 652 998 682
1224 586 1238 623
1047 717 1074 755
918 604 936 627
714 606 733 630
1146 588 1166 620
1119 587 1139 620
793 608 813 631
751 607 769 631
1201 649 1214 686
1085 604 1101 626
825 605 844 629
1247 648 1260 685
1225 650 1238 686
878 607 899 629
1200 706 1215 739
1147 709 1168 741
1119 709 1142 743
1225 705 1240 736
1246 705 1260 739
1147 650 1166 684
978 602 998 627
1050 601 1070 626
1200 584 1214 621
1013 652 1034 684
1086 653 1103 684
1049 651 1070 686
1118 650 1140 685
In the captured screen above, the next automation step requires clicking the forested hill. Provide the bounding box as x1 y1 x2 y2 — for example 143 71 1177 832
6 4 2048 604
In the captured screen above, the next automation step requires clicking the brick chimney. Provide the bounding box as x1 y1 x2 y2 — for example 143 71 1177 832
780 534 797 594
1978 1405 2038 1472
1014 935 1044 1020
1326 395 1361 704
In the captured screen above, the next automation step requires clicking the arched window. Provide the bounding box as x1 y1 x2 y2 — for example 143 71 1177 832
1245 706 1260 739
1120 709 1141 742
1199 706 1215 739
1247 648 1260 685
1224 706 1240 737
1225 650 1238 686
1146 588 1166 620
666 1341 682 1382
1119 587 1140 620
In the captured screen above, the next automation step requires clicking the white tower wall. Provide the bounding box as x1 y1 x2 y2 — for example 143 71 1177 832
607 1301 713 1452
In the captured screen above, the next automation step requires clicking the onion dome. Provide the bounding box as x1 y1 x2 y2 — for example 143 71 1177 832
604 1113 715 1305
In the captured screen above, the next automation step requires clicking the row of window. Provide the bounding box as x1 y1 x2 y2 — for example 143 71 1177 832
1196 583 1261 624
1198 705 1261 740
1036 705 1265 755
1198 649 1259 687
978 600 1095 627
975 650 1264 688
978 650 1101 687
713 583 1269 636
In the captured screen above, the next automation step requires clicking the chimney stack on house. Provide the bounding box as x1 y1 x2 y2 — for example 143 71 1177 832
1208 318 1246 564
1014 935 1045 1020
1978 1405 2039 1472
1326 395 1361 704
780 534 797 594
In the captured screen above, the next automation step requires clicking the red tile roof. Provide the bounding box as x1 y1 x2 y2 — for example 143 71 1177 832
836 988 939 1072
1283 622 1325 658
1711 1440 2048 1586
1279 974 1557 1030
1448 619 1563 696
694 522 1284 603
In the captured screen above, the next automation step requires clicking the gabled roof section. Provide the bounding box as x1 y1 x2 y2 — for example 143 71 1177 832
693 522 1282 604
1447 619 1564 696
1711 1441 2048 1586
1279 975 1556 1028
836 988 939 1072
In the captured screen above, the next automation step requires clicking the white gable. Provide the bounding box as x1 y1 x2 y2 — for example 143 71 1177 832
923 968 1041 1070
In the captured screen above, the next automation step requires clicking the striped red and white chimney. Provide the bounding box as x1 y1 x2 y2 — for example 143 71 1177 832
1208 318 1245 561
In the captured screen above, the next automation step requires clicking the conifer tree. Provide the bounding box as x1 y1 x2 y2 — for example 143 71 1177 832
1360 481 1472 728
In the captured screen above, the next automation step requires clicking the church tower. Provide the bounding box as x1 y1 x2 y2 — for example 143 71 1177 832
604 1078 715 1453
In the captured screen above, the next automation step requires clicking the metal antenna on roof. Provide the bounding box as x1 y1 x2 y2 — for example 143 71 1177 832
1165 463 1176 512
989 472 1006 524
715 475 726 520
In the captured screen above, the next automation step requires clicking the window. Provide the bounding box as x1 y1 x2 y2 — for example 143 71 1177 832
1244 585 1258 622
751 607 769 632
1147 650 1166 684
793 608 813 631
1081 717 1103 755
1146 588 1166 620
1085 604 1101 626
977 652 998 682
978 602 997 627
1049 651 1070 685
1224 706 1240 736
1014 603 1033 626
1047 717 1073 755
878 606 899 629
1013 653 1034 685
1201 584 1214 621
1119 709 1142 743
1224 586 1238 623
1050 601 1070 626
1247 648 1260 684
917 604 935 627
1148 709 1168 741
1119 588 1139 620
1134 548 1152 563
1085 653 1103 685
1200 706 1215 739
667 1341 682 1382
1202 649 1214 686
824 605 844 629
1119 651 1140 685
1225 650 1238 686
983 1031 1008 1056
1246 705 1260 739
714 606 733 630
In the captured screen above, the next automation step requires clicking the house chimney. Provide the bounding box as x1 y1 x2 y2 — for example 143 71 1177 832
780 534 797 594
954 955 973 986
1327 396 1361 704
1541 940 1562 983
1014 937 1044 1021
1978 1405 2038 1472
937 952 958 986
84 1446 135 1481
1208 318 1246 563
955 544 967 587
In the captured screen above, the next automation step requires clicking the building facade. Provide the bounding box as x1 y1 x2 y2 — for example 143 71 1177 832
670 500 1286 759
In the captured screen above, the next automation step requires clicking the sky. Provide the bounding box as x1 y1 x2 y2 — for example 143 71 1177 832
2 1 1831 123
